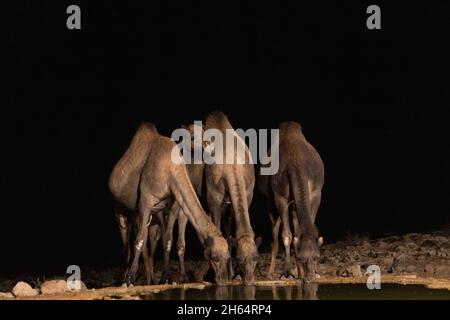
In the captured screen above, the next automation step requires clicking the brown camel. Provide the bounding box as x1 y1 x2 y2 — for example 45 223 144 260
203 111 258 285
259 121 324 283
109 122 163 284
122 123 229 286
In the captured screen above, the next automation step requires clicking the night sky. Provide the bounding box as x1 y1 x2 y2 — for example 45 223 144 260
2 1 449 275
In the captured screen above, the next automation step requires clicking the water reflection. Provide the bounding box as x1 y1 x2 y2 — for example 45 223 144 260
142 282 318 300
271 283 318 300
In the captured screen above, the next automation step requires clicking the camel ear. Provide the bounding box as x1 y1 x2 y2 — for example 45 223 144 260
206 236 214 247
317 237 324 247
255 236 263 248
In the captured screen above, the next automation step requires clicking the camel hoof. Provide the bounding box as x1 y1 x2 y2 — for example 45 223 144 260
159 272 172 285
125 275 135 287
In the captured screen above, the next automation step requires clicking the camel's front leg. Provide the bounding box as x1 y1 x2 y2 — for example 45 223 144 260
177 210 189 283
125 195 158 286
160 205 178 284
147 223 161 284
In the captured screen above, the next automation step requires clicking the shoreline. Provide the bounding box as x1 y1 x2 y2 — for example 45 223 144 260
2 275 450 300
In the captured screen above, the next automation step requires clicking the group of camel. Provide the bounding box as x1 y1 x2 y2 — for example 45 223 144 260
109 111 324 286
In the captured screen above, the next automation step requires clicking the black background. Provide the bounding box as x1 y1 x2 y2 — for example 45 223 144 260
2 1 449 275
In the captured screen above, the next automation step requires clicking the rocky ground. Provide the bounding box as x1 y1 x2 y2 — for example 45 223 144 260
1 231 449 299
315 231 450 280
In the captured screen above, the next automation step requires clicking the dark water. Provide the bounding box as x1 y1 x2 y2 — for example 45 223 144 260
142 284 450 300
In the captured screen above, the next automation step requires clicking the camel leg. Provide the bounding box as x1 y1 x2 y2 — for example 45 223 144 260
115 211 133 284
147 223 160 284
291 209 302 280
125 194 157 285
225 208 235 279
177 211 189 283
310 191 322 224
274 195 294 278
268 216 281 279
206 187 229 280
160 205 178 284
116 213 131 265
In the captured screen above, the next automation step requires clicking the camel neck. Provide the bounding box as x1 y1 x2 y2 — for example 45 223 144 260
170 165 219 243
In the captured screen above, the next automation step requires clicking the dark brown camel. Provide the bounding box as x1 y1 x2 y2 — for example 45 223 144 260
259 121 324 283
110 122 229 286
204 111 258 285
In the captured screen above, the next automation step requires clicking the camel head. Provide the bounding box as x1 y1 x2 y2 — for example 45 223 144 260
235 236 262 285
297 234 323 283
204 236 230 286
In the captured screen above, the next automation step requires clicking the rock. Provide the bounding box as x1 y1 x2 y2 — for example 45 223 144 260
336 266 348 277
0 292 15 299
416 255 427 261
347 264 363 277
421 240 438 248
12 282 39 297
395 245 407 253
424 264 435 276
40 280 68 295
381 257 394 268
392 254 408 273
362 241 371 249
406 265 416 273
68 281 88 292
318 264 336 276
434 265 450 278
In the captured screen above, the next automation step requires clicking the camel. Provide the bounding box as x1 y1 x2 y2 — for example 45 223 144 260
259 121 324 283
109 122 229 286
203 111 259 285
109 122 163 284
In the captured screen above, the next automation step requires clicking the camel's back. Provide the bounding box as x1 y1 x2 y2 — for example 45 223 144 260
278 122 324 186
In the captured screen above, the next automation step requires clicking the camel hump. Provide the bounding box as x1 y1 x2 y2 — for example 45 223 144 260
205 111 233 130
137 122 157 134
278 121 303 133
207 110 228 121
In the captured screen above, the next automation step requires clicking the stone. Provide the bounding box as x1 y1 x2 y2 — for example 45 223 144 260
68 281 88 292
40 280 68 295
434 265 450 278
347 264 363 277
421 240 438 248
406 265 416 273
392 254 408 273
0 292 15 299
336 266 348 277
12 282 39 297
381 257 394 268
318 264 336 276
424 264 435 276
